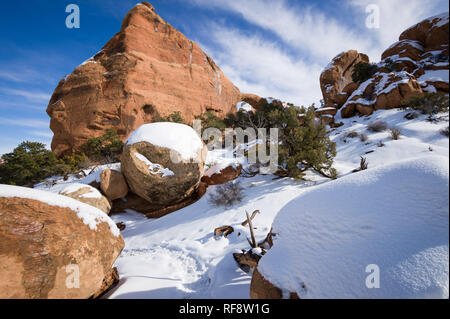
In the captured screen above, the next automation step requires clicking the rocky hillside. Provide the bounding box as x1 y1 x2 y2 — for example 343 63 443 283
319 12 449 120
47 2 241 155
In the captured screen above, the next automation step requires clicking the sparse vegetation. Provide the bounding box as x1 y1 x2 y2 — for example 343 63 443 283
359 133 368 142
377 140 385 147
404 112 420 120
80 129 124 163
383 58 398 72
195 110 228 130
345 131 359 139
203 100 337 181
367 120 388 132
0 142 89 186
401 93 449 121
352 62 378 84
440 126 449 137
208 181 244 207
273 105 337 180
154 111 185 123
390 128 401 140
353 156 369 173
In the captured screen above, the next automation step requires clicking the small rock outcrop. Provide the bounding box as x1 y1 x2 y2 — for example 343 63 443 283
239 93 284 110
319 13 449 119
51 183 112 215
121 122 207 206
0 185 124 299
320 50 370 108
47 2 240 155
201 164 242 185
100 169 129 201
250 268 300 299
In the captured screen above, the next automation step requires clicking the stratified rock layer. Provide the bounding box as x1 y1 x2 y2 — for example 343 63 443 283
319 13 449 119
47 2 240 155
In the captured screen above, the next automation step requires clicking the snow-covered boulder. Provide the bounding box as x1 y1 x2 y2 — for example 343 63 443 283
201 163 242 185
252 156 449 299
49 182 112 215
121 122 207 205
0 185 123 299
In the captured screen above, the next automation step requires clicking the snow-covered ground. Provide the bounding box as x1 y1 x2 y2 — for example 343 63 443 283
259 156 449 298
101 108 449 299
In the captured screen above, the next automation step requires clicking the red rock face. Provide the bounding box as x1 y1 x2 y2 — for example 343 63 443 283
320 13 448 120
47 2 241 155
0 195 124 299
320 50 370 108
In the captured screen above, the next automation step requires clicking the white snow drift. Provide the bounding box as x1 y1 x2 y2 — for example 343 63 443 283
0 184 120 236
258 156 449 298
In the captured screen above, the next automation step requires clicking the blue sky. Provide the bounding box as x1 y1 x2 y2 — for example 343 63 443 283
0 0 448 155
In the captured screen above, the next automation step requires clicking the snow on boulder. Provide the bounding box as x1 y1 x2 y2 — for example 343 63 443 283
122 122 207 206
253 156 449 299
237 101 254 113
47 182 112 215
201 162 242 185
0 184 123 298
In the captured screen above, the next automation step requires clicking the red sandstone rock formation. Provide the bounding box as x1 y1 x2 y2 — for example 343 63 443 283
319 13 449 119
47 2 240 155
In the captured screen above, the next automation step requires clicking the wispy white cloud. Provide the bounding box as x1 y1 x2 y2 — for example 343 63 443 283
202 26 323 106
28 130 53 138
191 0 448 104
0 117 49 129
0 100 45 111
0 88 51 102
348 0 449 53
0 71 28 83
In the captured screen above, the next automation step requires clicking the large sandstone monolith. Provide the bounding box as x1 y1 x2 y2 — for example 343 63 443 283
47 2 240 155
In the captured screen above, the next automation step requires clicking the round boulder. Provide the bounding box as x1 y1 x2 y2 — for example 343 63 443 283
0 185 124 299
122 122 207 206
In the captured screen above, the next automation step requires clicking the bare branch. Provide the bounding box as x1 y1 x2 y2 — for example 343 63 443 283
241 210 261 227
246 210 257 248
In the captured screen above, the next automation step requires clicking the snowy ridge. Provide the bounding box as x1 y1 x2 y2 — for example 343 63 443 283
258 156 449 298
0 184 120 237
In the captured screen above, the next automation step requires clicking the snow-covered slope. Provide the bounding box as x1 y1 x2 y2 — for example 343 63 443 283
258 156 449 298
62 107 447 299
105 174 325 299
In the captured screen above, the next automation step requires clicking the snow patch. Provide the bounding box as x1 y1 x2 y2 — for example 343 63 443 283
258 156 449 298
135 152 174 177
126 122 204 162
0 184 120 237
